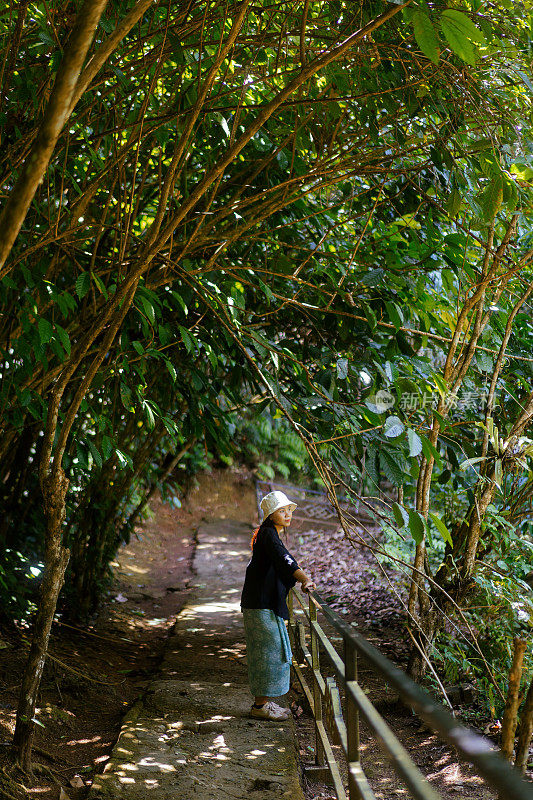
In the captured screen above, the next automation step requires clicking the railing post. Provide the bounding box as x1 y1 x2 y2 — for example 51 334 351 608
288 589 294 625
287 590 296 654
345 636 361 800
310 594 325 767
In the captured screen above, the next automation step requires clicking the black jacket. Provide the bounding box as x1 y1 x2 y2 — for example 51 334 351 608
240 520 299 620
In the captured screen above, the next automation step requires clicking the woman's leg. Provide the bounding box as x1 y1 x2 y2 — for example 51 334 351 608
243 609 291 709
254 696 269 705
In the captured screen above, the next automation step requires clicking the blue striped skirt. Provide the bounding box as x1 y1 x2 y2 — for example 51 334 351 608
242 608 292 697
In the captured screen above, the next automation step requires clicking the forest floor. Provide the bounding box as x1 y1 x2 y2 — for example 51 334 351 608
0 467 530 800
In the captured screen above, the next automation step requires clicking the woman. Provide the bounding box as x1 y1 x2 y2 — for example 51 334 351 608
241 490 315 721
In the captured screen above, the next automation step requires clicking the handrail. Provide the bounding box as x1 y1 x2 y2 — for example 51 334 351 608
288 587 533 800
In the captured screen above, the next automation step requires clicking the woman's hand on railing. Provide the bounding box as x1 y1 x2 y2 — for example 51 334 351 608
293 567 316 593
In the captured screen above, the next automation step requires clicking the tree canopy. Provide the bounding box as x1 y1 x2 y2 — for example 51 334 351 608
1 0 533 770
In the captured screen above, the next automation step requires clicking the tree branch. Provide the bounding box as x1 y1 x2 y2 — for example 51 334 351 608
0 0 110 273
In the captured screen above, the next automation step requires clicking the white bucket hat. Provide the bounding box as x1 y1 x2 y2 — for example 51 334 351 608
260 490 297 518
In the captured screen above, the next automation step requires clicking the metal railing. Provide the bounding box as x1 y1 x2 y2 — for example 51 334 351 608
288 587 533 800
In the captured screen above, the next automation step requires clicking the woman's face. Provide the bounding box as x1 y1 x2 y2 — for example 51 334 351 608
269 505 293 528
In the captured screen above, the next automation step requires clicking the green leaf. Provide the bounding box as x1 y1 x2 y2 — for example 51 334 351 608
365 445 379 485
76 441 89 469
75 272 91 299
392 502 409 528
362 406 382 426
120 383 134 411
440 15 476 65
179 325 196 353
381 450 406 486
480 175 504 221
87 439 102 468
55 324 71 356
429 512 453 546
384 415 404 438
360 269 384 287
362 301 377 331
494 458 503 487
92 273 108 299
385 301 404 332
476 350 493 372
459 456 487 471
257 279 274 303
446 187 462 217
438 468 452 485
111 65 128 87
502 177 518 211
38 318 53 345
101 435 113 461
139 296 155 325
18 387 31 407
440 10 486 45
165 360 177 382
143 402 155 430
408 509 426 545
412 11 440 64
514 68 533 95
116 448 133 469
49 338 65 363
407 428 423 457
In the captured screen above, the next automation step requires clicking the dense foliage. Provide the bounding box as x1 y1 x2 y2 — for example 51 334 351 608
1 0 533 769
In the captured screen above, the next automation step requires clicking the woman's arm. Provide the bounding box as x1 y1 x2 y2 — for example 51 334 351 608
262 526 315 590
293 567 316 592
263 526 300 583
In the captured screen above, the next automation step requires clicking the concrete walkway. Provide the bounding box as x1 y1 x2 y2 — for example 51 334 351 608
89 518 305 800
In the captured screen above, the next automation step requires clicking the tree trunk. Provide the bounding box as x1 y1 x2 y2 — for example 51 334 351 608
12 262 138 769
515 675 533 773
12 469 70 772
406 607 438 682
407 473 497 681
500 638 527 761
